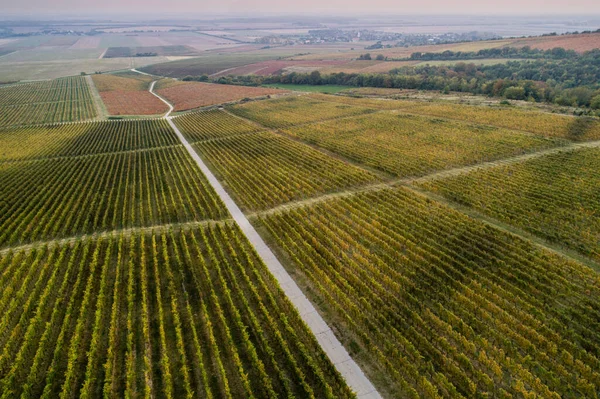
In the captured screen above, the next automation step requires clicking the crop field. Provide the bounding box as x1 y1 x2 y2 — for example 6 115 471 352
507 32 600 53
174 109 262 142
103 45 201 58
92 73 169 116
402 102 600 141
258 187 600 398
191 131 379 210
0 77 96 127
228 96 375 128
308 93 417 110
262 84 353 94
0 224 353 398
100 91 169 116
284 112 564 177
0 145 228 248
211 60 348 77
0 120 178 161
91 73 154 92
139 54 283 78
156 82 286 112
417 146 600 261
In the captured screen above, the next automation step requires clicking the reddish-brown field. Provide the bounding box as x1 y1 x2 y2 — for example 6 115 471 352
508 32 600 53
99 91 169 115
157 82 287 111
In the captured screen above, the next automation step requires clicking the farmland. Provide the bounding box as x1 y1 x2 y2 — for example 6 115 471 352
262 84 353 94
103 45 201 58
0 77 96 127
92 73 169 116
156 81 286 112
0 224 353 398
228 95 375 128
258 187 600 398
417 146 600 261
0 120 178 161
401 102 600 141
174 109 262 141
0 146 228 247
284 111 565 177
188 130 379 210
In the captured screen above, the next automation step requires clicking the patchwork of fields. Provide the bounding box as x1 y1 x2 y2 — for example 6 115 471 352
2 75 600 398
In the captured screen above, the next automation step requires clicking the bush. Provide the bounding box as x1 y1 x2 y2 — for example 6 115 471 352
591 95 600 110
504 87 526 100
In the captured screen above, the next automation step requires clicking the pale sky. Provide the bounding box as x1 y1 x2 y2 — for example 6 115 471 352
1 0 599 16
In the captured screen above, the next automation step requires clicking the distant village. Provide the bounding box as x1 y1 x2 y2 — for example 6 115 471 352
255 29 501 47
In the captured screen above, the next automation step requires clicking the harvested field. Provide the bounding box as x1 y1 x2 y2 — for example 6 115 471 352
99 91 169 115
157 82 287 111
103 45 201 58
507 32 600 53
68 36 102 49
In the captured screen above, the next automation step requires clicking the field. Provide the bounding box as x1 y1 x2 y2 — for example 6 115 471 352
401 102 600 141
284 112 565 177
262 84 353 93
417 146 600 261
0 223 353 398
139 54 284 77
92 73 169 116
0 77 97 127
173 109 262 141
308 93 418 110
507 32 600 53
211 60 348 77
0 120 178 161
188 130 379 210
228 96 375 128
103 45 201 58
0 145 229 247
258 186 600 398
156 81 286 112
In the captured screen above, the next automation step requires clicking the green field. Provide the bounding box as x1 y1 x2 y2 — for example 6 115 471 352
263 83 353 93
0 76 97 127
417 146 600 261
284 111 566 177
188 130 380 210
228 95 375 128
259 186 600 398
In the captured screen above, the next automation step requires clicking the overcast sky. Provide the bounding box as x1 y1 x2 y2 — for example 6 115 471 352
1 0 599 16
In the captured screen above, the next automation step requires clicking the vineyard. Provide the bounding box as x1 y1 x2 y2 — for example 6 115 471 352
0 77 96 127
174 109 261 142
190 130 379 211
92 73 169 116
258 187 600 398
155 81 286 112
417 146 600 261
228 95 375 128
0 224 353 398
0 146 228 247
308 93 417 110
400 102 600 141
284 112 565 177
0 120 179 161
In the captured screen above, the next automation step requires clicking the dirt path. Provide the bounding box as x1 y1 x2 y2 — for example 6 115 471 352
85 74 108 120
141 74 382 398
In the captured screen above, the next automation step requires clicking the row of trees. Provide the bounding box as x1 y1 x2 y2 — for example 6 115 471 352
213 48 600 111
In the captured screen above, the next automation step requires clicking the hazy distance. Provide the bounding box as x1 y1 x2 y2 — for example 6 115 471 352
1 0 599 17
